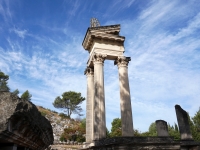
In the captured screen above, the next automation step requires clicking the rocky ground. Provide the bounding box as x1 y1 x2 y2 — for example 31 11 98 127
37 106 83 144
49 144 82 150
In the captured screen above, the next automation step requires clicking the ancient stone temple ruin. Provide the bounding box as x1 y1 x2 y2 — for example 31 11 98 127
0 91 53 150
82 19 200 150
83 19 133 143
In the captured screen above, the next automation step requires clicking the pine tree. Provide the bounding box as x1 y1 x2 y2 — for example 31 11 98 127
174 123 179 132
191 108 200 141
12 89 19 96
192 108 200 132
168 123 180 140
21 90 32 101
53 91 85 118
0 70 10 92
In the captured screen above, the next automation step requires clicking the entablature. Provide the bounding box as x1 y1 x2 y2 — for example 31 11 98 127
82 24 125 52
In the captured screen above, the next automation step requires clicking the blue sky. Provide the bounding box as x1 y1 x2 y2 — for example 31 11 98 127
1 0 200 132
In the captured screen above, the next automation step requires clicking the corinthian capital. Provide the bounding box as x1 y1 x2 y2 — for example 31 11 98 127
114 56 131 67
93 53 107 64
84 67 94 76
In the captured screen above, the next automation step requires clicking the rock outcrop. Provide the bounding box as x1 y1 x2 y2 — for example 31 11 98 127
37 106 73 143
0 91 54 150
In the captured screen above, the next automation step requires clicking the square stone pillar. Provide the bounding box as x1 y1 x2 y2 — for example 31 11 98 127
85 67 94 142
115 56 134 136
93 53 107 140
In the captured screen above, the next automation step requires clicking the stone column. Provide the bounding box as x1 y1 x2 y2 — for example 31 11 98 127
84 67 94 142
93 53 107 140
115 56 134 136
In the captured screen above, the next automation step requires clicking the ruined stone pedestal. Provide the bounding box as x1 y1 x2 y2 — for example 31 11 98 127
156 120 169 136
0 92 54 150
175 105 200 150
83 23 134 142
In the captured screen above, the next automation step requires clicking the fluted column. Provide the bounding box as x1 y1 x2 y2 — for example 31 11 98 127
84 67 94 142
93 53 107 140
115 56 134 136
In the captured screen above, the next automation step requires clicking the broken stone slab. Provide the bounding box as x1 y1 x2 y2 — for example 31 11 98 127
175 104 193 140
156 120 169 136
0 91 54 150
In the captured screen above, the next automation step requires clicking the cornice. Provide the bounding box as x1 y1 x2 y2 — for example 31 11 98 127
82 24 124 52
89 24 121 33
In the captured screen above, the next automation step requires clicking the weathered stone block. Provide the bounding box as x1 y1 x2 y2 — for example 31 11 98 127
156 120 169 136
175 105 193 140
0 92 54 150
88 137 180 150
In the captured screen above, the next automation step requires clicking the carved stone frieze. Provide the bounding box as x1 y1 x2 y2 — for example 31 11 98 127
0 92 53 150
114 56 131 67
93 53 107 64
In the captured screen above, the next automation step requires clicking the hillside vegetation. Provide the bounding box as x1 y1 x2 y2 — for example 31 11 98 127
37 106 86 144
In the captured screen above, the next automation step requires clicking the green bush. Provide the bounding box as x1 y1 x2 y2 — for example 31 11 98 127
40 111 47 116
59 113 70 119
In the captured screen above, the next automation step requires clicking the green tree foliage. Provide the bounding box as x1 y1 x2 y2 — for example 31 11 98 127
53 91 85 118
140 122 180 139
174 123 179 132
188 110 200 142
133 129 142 136
106 128 110 138
0 70 10 92
110 118 122 137
148 122 157 136
59 113 70 119
79 118 86 133
192 108 200 132
21 90 32 101
140 131 151 136
168 123 180 140
12 89 19 96
61 119 86 142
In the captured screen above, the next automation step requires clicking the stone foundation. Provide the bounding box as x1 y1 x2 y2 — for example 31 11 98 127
83 137 180 150
82 137 200 150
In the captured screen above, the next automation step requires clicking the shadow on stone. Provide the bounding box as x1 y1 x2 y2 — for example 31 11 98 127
0 91 54 150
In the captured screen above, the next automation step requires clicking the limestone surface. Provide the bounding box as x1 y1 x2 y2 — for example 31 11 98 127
0 91 54 150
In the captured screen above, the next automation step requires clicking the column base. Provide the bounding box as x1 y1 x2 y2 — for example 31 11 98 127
82 142 95 149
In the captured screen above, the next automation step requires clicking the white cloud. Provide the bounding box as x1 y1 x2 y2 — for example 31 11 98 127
0 0 12 22
11 28 27 39
106 0 136 17
102 0 200 131
0 25 88 113
1 0 200 132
